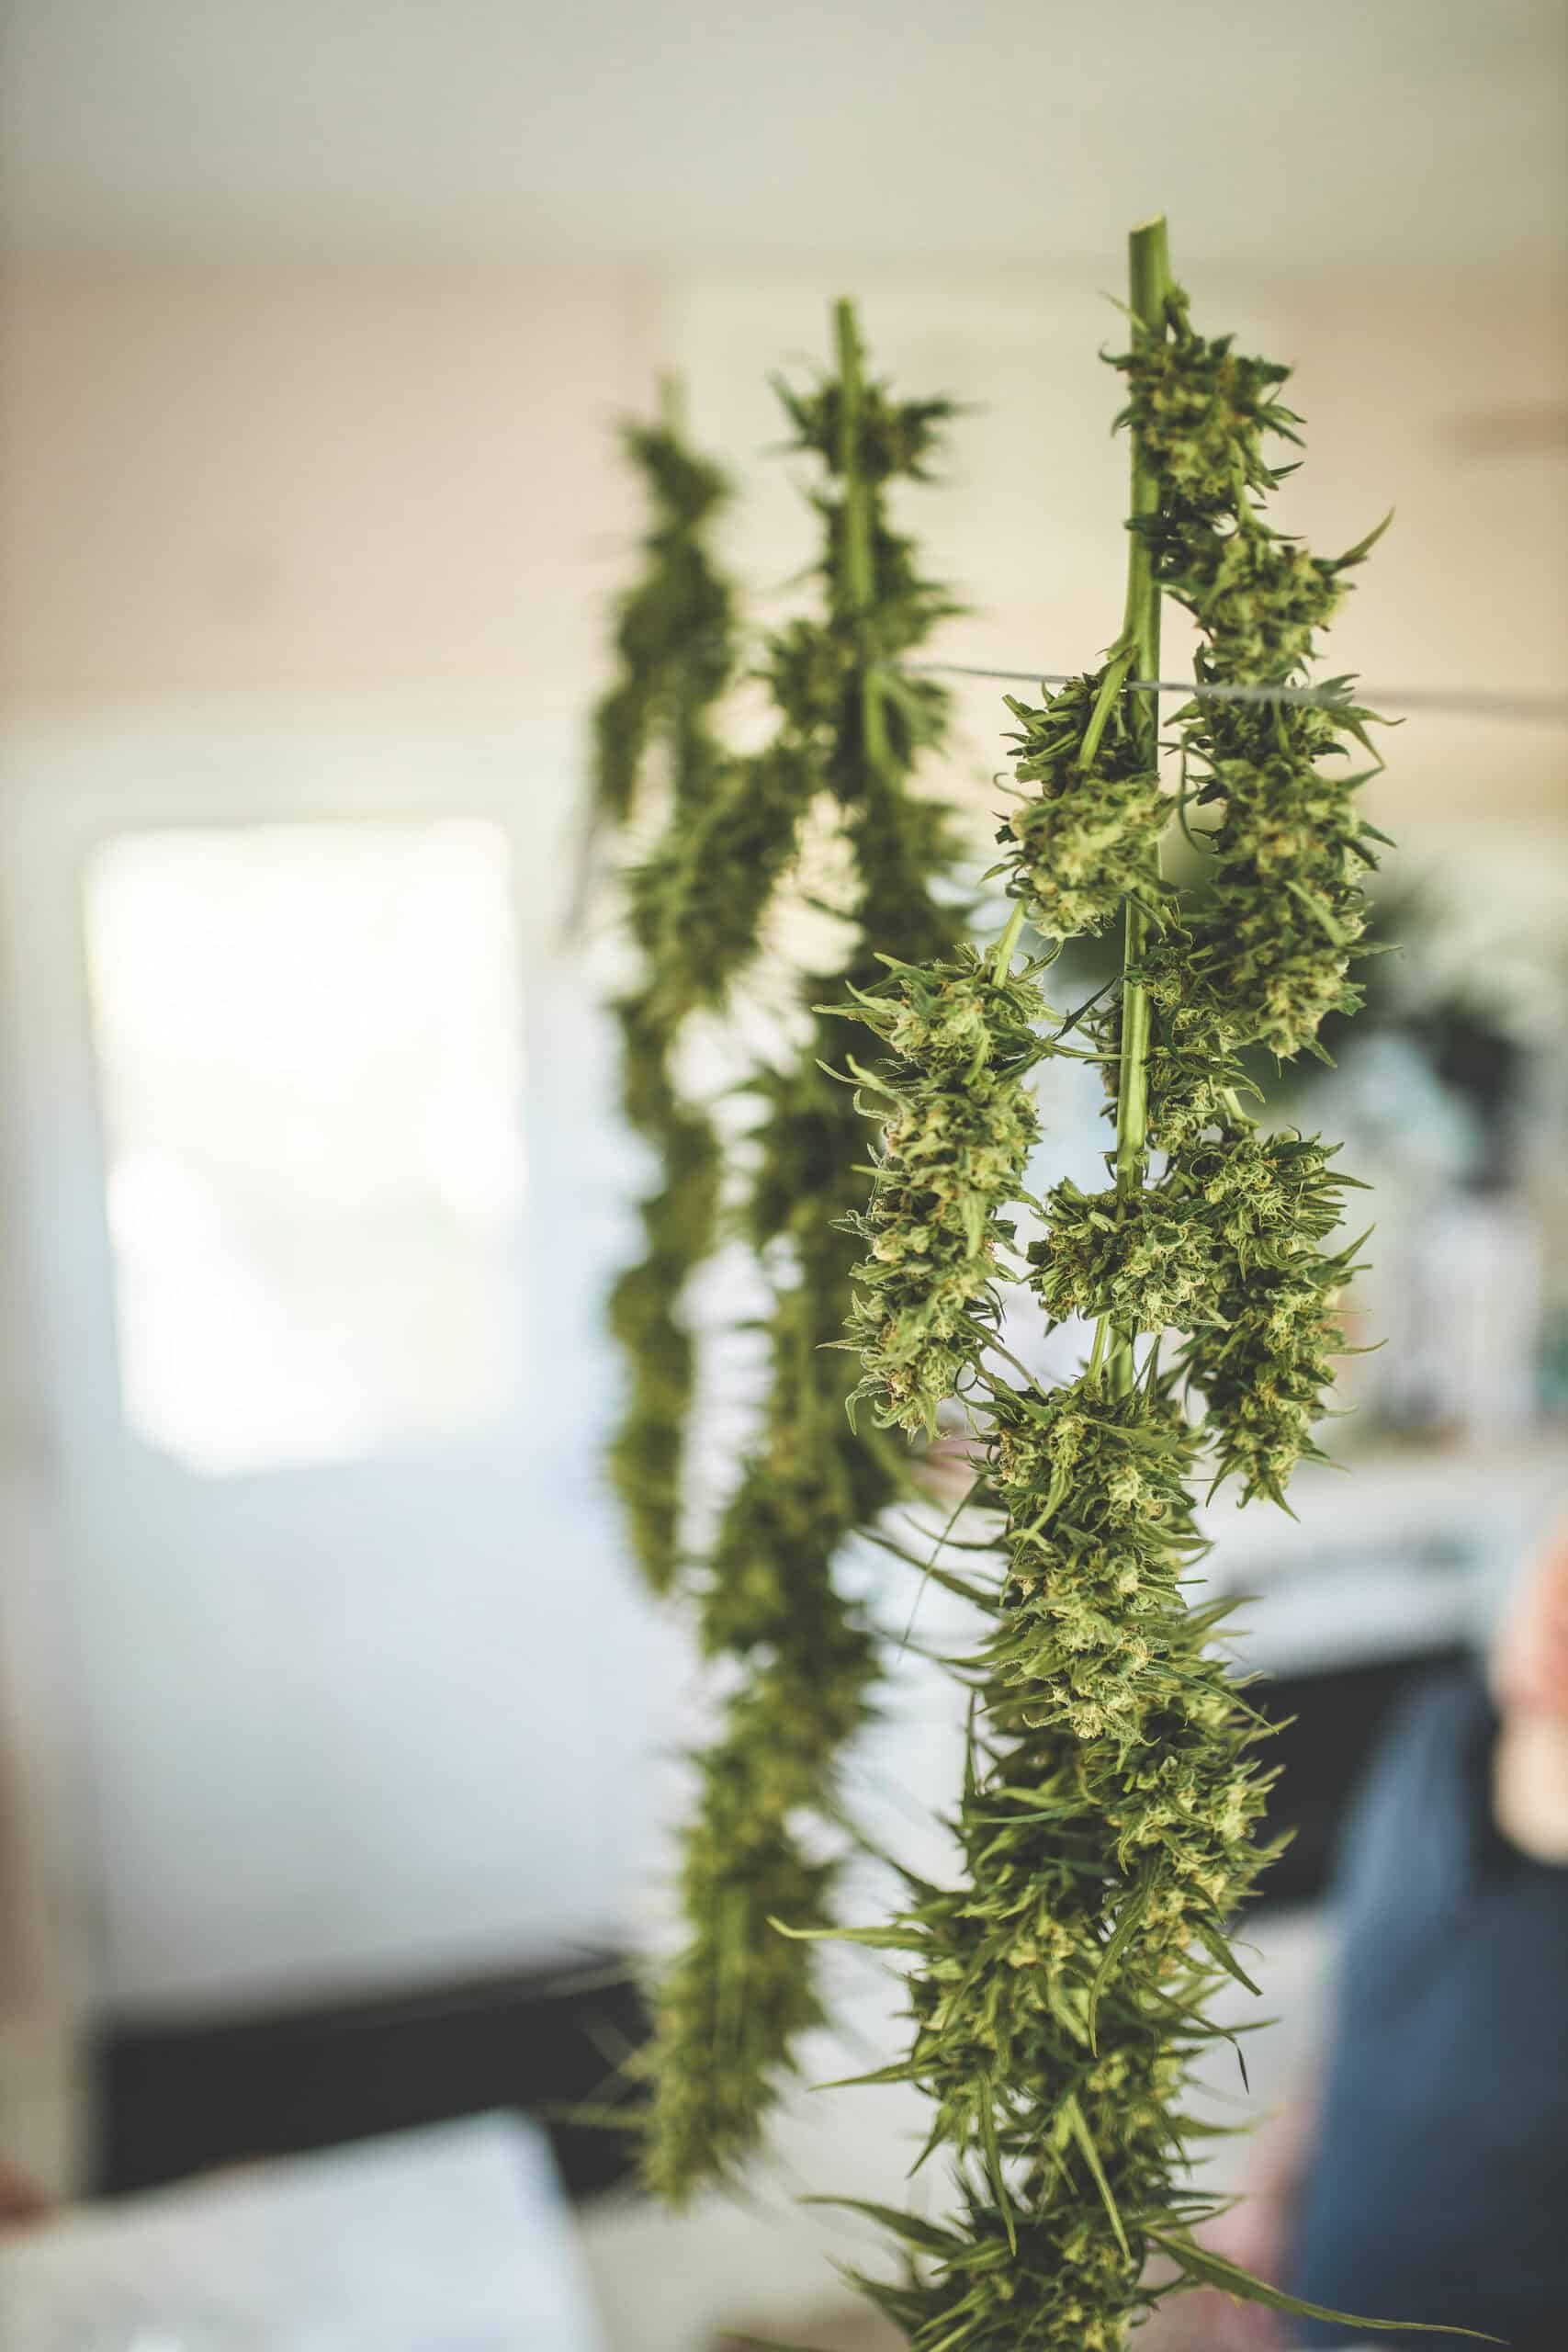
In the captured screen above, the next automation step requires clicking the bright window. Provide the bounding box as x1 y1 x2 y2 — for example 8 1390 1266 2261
84 820 526 1475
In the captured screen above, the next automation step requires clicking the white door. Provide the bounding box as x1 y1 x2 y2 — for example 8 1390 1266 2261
0 704 675 2017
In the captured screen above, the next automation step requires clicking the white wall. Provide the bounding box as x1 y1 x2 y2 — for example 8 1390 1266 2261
7 258 1565 787
0 260 655 708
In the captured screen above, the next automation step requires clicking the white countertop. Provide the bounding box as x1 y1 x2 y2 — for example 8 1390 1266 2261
0 2114 606 2352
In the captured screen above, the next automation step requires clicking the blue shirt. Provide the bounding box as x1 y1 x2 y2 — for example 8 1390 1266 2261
1290 1670 1568 2350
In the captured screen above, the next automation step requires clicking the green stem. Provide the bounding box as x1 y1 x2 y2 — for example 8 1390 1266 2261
991 899 1027 982
1077 645 1134 775
833 297 892 776
1105 215 1171 1398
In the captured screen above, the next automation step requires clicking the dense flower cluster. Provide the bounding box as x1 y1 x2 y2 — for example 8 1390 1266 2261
1139 1103 1363 1521
646 375 958 1015
641 309 971 2200
995 671 1167 941
1193 1223 1366 1507
1031 1134 1364 1498
641 738 820 1017
590 417 735 832
837 1386 1277 2352
604 1000 721 1588
1180 1132 1364 1498
1141 695 1386 1067
645 1613 877 2201
592 412 737 1594
1114 288 1389 1064
1111 285 1388 1503
1031 1178 1224 1338
840 947 1048 1439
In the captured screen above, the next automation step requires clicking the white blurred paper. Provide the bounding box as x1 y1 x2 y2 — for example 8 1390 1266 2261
0 2115 605 2351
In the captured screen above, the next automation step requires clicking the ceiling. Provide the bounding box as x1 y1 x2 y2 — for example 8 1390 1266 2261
4 0 1566 268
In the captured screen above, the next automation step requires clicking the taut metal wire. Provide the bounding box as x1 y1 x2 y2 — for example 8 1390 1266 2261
889 660 1568 729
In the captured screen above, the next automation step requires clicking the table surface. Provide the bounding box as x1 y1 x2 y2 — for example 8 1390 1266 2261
0 2112 607 2352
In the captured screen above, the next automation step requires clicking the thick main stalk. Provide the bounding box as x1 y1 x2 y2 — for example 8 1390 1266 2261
1105 216 1171 1396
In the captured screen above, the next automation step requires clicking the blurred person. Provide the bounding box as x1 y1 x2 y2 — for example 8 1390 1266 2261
1206 1519 1568 2351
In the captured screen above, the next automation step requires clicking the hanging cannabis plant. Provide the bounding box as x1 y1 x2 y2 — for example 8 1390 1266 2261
591 389 738 1599
596 228 1490 2348
820 222 1488 2347
605 311 972 2201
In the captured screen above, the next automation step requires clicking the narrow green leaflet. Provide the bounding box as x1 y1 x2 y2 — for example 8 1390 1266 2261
1147 2232 1505 2341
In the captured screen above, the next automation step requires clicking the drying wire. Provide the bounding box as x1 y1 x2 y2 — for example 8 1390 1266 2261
889 660 1568 729
600 621 1565 728
570 650 1560 936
